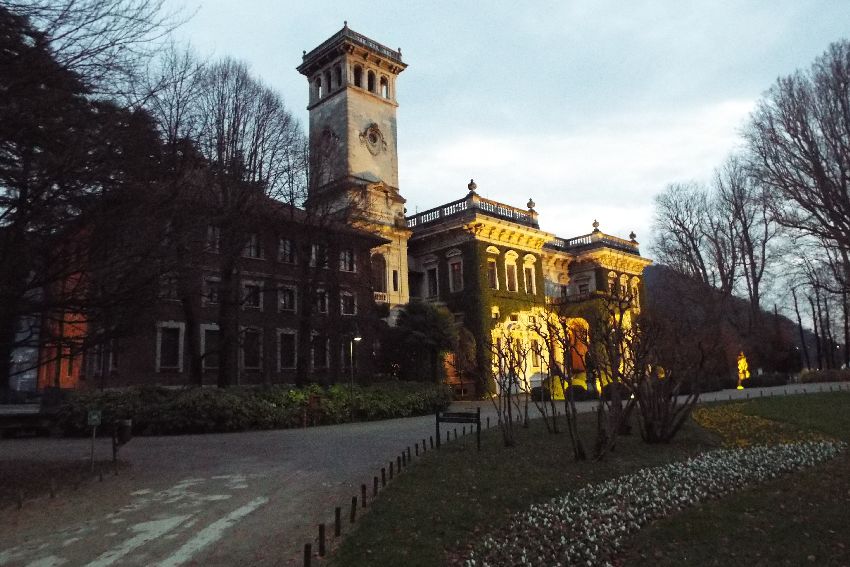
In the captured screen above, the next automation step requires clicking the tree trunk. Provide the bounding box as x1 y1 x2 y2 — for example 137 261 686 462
792 288 811 369
218 262 239 388
809 295 823 370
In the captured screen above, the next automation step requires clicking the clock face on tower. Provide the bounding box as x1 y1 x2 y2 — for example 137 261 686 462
360 123 388 156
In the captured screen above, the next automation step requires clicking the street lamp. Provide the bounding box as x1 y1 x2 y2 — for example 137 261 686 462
349 333 362 422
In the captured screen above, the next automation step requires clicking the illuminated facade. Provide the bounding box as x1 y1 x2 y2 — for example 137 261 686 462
300 25 653 396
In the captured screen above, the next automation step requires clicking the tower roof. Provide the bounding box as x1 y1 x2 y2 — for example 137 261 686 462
297 24 407 76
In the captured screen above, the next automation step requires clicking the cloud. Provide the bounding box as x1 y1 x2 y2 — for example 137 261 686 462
400 98 754 245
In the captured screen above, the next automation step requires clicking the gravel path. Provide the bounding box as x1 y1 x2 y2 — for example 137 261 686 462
0 382 845 567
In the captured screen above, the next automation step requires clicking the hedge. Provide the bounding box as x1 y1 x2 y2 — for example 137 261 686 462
56 382 453 436
800 369 850 383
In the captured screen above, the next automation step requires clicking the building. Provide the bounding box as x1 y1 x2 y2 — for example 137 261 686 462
24 24 651 395
298 25 651 396
36 198 387 389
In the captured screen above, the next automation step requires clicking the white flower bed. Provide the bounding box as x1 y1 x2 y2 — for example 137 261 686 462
466 441 845 567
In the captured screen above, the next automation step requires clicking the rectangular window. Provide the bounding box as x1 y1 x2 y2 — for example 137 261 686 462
339 249 356 272
202 326 219 369
314 289 328 313
341 292 357 316
242 281 263 310
449 261 463 293
506 264 518 292
203 276 220 306
278 331 297 370
578 283 589 295
156 322 184 372
279 237 296 263
392 270 399 292
426 267 438 298
241 328 262 370
243 233 262 259
279 286 297 312
310 243 328 268
312 334 328 369
206 225 221 253
487 259 498 290
158 274 179 300
524 266 535 294
530 339 541 368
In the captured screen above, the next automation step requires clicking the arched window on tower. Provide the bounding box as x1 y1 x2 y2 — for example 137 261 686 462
315 77 323 99
334 64 342 89
380 76 389 98
324 69 332 93
353 65 363 88
371 253 387 293
367 70 376 93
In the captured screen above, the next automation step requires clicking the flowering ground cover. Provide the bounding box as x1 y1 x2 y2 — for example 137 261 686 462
328 393 849 567
327 414 717 567
624 391 850 566
464 441 844 566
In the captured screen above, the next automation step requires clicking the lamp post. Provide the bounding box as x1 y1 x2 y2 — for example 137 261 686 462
349 333 362 422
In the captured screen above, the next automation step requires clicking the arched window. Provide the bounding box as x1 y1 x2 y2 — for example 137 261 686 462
367 70 376 93
523 254 537 295
619 274 629 298
353 65 363 88
315 77 323 99
380 76 389 98
505 251 519 292
608 271 617 295
334 64 342 89
371 254 387 293
324 70 332 93
631 276 641 308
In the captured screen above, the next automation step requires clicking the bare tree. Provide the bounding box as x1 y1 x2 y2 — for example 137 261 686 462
188 58 302 387
746 40 850 254
8 0 181 100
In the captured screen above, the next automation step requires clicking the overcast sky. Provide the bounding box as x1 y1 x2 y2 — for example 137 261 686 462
166 0 849 248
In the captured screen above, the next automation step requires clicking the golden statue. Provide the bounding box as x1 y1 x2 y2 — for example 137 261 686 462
737 351 750 389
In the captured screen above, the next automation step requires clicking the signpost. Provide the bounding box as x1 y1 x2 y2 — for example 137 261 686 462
88 410 101 472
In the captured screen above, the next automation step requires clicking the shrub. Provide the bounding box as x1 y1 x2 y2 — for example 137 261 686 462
742 371 791 388
800 369 850 383
55 382 453 436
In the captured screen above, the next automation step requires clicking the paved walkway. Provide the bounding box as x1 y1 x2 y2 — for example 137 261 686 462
0 382 846 566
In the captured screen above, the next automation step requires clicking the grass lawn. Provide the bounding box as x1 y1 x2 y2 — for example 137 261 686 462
623 392 850 567
328 392 850 566
328 411 718 567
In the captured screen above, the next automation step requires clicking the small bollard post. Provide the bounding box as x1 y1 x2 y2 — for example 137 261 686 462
303 543 312 567
422 438 427 453
487 416 490 429
397 455 402 470
361 484 367 507
373 476 379 497
49 478 56 499
389 462 394 479
350 496 357 523
446 430 450 443
476 407 481 451
430 436 434 449
381 467 386 486
454 429 458 441
401 451 406 467
415 443 419 457
462 426 466 435
318 524 326 557
407 446 411 461
334 507 341 536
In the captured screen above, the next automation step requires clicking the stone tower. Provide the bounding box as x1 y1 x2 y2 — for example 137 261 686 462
298 23 411 309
